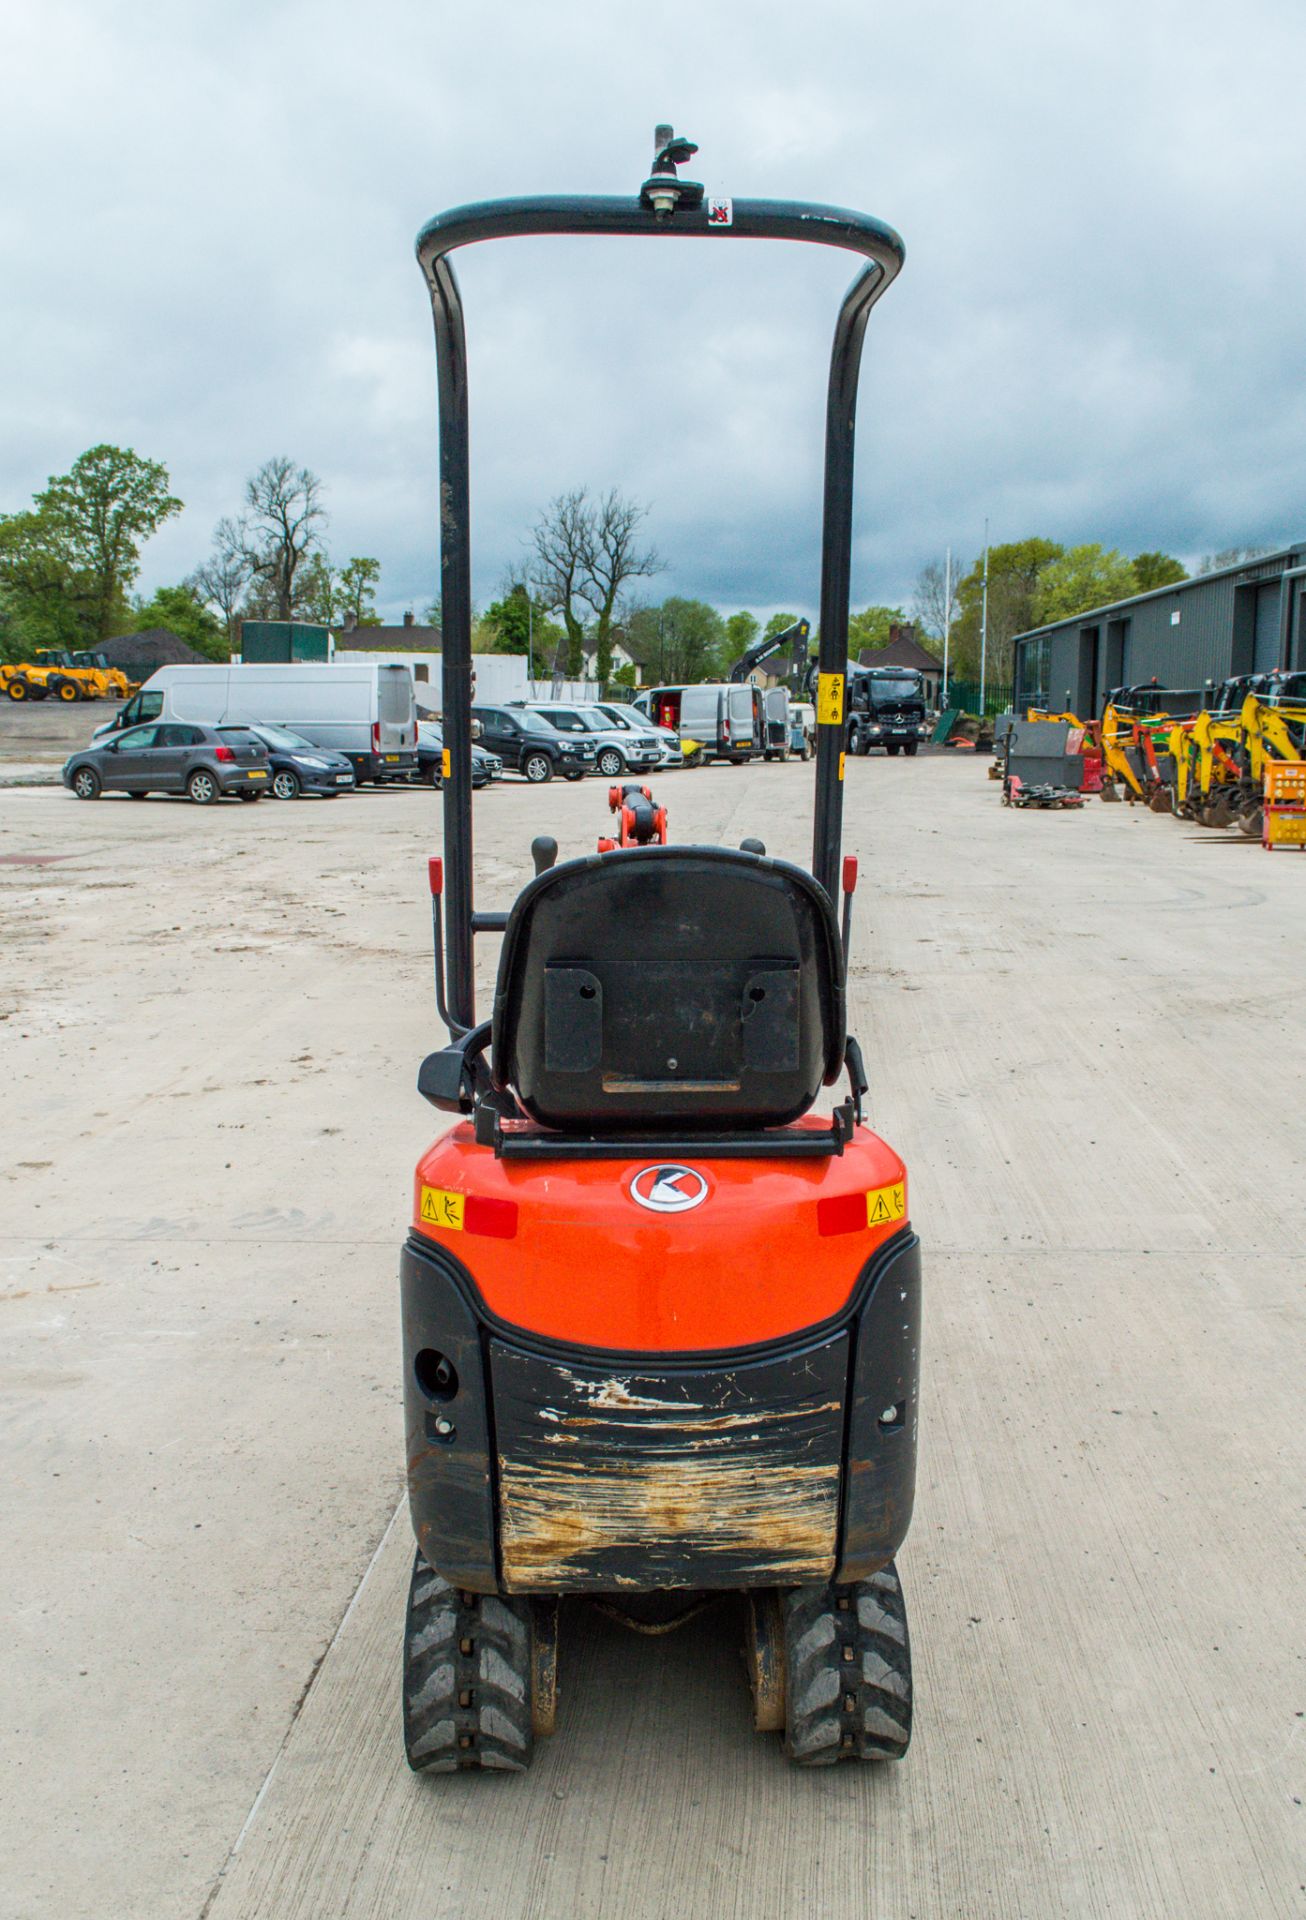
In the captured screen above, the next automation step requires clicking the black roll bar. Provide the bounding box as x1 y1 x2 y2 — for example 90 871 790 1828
417 168 904 1033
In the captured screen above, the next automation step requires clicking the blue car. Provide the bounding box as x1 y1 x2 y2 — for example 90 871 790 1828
245 724 356 799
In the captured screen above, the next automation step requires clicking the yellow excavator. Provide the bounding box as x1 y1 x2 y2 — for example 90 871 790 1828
1166 710 1243 826
1236 694 1306 838
1100 702 1166 805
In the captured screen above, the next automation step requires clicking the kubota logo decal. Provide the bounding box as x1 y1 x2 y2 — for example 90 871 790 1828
629 1165 709 1214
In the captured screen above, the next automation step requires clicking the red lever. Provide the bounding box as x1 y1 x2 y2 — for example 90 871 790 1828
842 855 858 894
428 856 444 898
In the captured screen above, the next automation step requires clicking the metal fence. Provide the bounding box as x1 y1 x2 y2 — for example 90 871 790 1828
942 677 1013 719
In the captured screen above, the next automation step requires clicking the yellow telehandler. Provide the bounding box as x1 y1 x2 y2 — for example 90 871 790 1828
1 651 86 702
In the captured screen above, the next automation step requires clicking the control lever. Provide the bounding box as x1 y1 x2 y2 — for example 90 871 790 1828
739 837 766 855
841 854 858 967
531 835 558 876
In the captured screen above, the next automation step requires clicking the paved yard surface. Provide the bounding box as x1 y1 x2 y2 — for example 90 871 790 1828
1 758 1301 1920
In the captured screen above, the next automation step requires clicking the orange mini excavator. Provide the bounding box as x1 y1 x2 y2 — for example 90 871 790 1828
400 126 920 1772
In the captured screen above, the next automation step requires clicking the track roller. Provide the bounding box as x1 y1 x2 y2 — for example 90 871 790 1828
783 1563 912 1766
403 1552 552 1772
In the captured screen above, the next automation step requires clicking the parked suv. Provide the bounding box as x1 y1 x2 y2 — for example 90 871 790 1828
592 701 684 769
62 723 271 804
471 703 597 782
562 704 663 777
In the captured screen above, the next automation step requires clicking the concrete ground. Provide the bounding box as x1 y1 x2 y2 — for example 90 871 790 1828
1 758 1301 1920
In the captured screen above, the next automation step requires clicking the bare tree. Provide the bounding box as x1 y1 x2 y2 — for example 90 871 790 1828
530 487 661 679
529 489 592 677
912 555 963 642
242 458 327 619
1198 545 1274 575
190 517 251 649
578 490 662 682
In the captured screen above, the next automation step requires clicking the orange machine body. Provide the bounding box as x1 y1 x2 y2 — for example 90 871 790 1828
412 1116 907 1353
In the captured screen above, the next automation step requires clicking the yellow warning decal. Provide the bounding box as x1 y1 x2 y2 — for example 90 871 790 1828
839 751 846 782
441 749 451 779
817 672 845 726
420 1186 465 1231
866 1180 906 1228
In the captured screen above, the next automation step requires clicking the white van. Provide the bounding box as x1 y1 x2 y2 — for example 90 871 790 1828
633 683 761 763
92 662 418 783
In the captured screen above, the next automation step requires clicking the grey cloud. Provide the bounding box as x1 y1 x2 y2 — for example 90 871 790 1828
1 0 1303 622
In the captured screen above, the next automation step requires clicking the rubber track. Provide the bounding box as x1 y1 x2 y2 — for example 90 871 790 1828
402 1552 534 1773
784 1562 913 1766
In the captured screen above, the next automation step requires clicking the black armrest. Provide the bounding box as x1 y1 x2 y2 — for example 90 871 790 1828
844 1035 868 1120
418 1022 492 1114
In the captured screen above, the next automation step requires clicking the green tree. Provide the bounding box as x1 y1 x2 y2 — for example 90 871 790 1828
1034 544 1138 625
610 661 638 689
34 445 181 643
293 551 337 625
847 604 908 656
653 597 725 683
134 583 227 660
337 556 381 627
724 610 760 663
1131 550 1186 593
951 538 1063 682
0 506 97 654
763 611 800 642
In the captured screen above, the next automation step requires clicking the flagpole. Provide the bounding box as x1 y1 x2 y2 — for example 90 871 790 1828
979 519 990 716
942 546 951 709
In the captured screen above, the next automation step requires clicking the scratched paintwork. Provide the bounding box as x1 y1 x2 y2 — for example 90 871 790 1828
490 1334 849 1593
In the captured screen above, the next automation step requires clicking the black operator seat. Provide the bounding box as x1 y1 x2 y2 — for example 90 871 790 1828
491 846 846 1133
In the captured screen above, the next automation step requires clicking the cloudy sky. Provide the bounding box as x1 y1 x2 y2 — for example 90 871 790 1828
3 0 1304 624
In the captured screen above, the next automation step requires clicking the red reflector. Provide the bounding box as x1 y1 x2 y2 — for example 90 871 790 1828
464 1194 517 1239
817 1191 868 1236
372 723 381 752
214 744 234 762
842 854 859 894
428 856 444 897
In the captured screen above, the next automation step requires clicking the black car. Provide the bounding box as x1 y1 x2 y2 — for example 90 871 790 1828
470 704 597 782
245 724 356 799
62 723 270 804
415 721 502 789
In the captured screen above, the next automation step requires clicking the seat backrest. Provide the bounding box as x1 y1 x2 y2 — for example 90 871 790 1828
491 846 845 1133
